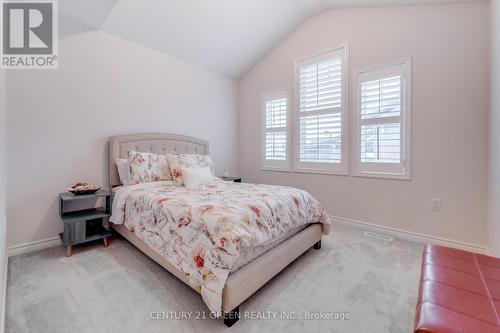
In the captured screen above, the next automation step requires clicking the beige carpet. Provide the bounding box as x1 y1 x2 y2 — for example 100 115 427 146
6 223 423 333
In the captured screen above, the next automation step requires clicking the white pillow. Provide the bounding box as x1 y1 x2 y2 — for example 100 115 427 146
115 158 130 186
182 166 214 189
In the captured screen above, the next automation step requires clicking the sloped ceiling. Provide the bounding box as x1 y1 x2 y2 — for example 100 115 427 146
61 0 483 78
60 0 118 29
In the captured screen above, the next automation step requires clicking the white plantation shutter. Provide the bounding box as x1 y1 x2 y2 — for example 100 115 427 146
360 76 402 164
299 58 342 111
265 132 286 160
354 59 411 179
299 113 342 162
262 90 290 170
360 122 401 163
296 47 347 173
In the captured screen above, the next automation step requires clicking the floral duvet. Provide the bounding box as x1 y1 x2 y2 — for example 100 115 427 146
110 180 330 313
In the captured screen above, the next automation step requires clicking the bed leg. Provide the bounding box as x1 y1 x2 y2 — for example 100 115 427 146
313 240 321 250
223 306 240 327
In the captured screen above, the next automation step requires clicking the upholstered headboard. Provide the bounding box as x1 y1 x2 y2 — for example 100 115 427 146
109 133 209 187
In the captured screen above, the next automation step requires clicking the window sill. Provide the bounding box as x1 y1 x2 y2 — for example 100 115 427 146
294 168 349 176
352 171 411 181
261 167 291 173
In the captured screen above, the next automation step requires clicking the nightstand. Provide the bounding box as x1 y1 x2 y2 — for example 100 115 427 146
59 190 113 257
220 176 242 183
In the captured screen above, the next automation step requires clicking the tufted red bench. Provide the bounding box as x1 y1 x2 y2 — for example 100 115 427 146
414 245 500 333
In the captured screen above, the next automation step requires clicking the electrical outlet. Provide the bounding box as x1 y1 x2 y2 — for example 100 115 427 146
431 198 442 212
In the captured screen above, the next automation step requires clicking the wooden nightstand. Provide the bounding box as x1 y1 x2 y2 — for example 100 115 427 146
59 190 113 257
220 176 242 183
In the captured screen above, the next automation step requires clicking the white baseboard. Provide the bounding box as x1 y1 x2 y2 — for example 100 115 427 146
331 215 490 255
0 252 6 333
7 236 60 257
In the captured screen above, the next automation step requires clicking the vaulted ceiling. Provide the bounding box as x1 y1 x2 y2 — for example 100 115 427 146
60 0 483 78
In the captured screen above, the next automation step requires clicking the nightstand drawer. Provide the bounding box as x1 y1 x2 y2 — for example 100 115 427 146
61 220 86 245
72 221 86 243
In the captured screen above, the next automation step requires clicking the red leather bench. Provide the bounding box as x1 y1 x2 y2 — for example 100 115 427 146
414 245 500 333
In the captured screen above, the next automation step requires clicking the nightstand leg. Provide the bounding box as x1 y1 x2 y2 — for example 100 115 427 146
66 245 72 257
103 237 109 248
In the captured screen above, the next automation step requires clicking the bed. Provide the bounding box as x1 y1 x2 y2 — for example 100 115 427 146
108 133 330 326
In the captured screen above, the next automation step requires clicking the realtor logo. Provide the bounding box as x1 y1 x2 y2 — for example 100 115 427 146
1 0 58 69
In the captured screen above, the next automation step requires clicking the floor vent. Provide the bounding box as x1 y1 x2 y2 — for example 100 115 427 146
363 231 394 242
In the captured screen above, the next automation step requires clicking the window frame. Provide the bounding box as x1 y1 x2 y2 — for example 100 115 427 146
352 58 412 180
293 43 349 175
261 88 291 172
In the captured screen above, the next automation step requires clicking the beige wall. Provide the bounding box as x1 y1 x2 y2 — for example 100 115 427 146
488 0 500 257
0 70 7 322
238 3 489 246
6 21 238 247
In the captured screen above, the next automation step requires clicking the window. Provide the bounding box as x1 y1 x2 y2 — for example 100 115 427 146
295 45 348 174
261 89 290 171
353 59 411 179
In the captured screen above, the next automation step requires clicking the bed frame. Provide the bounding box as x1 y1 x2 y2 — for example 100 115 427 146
109 133 324 327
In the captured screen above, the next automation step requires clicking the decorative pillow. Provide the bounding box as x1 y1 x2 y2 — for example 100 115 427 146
182 166 214 189
166 154 214 186
128 151 173 185
165 154 198 186
115 158 130 186
194 154 214 175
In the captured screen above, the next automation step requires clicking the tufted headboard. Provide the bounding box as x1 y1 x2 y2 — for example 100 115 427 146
109 133 209 187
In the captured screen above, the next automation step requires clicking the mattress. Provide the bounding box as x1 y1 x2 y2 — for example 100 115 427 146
110 181 327 258
230 224 307 272
110 179 330 312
